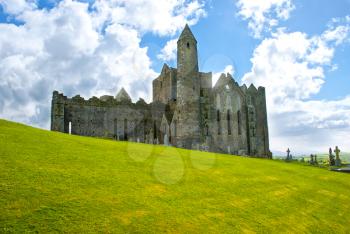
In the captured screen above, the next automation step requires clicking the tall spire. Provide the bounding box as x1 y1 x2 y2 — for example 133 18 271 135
178 24 197 42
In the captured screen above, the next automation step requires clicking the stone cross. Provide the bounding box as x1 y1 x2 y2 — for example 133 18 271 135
286 148 291 160
334 146 342 167
334 146 340 160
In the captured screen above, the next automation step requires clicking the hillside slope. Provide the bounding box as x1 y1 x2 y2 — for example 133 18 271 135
0 119 349 233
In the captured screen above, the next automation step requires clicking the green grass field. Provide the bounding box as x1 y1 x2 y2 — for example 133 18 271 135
1 119 350 233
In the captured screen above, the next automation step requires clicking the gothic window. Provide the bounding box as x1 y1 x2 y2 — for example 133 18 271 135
124 119 128 140
187 42 190 48
217 110 221 135
174 120 177 137
205 125 209 136
227 110 231 135
237 110 242 135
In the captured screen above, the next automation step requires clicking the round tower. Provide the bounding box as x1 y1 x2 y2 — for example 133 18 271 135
176 24 201 148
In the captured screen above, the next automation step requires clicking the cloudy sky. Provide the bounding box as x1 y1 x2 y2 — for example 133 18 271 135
0 0 349 154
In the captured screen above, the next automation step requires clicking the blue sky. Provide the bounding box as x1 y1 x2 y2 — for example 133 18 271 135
0 0 349 154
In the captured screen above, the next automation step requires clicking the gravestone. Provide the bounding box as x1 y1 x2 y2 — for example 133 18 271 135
164 134 169 146
329 147 335 166
334 146 342 167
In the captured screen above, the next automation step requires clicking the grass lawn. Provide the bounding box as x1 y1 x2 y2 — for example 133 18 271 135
0 119 350 233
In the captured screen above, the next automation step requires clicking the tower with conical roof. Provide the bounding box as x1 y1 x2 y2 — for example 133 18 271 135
175 24 201 148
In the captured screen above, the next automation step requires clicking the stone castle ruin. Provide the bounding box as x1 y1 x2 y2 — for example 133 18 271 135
51 25 271 158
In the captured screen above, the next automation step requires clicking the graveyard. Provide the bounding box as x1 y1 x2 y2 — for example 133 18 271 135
1 119 350 233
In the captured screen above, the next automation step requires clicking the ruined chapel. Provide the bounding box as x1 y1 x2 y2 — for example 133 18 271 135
51 25 272 158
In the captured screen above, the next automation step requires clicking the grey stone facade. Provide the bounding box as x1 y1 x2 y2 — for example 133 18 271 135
51 25 272 158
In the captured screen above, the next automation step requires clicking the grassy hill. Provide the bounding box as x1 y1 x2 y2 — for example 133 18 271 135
0 119 349 233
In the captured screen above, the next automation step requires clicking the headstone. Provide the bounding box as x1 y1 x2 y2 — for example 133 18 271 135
227 146 231 154
329 147 335 166
164 134 169 146
334 146 342 167
137 138 140 143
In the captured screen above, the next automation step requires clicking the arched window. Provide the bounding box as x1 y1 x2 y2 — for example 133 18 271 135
227 110 231 135
217 110 221 135
187 42 190 48
205 125 209 136
237 110 242 135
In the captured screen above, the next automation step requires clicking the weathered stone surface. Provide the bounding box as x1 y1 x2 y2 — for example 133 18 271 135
116 88 132 103
51 25 272 158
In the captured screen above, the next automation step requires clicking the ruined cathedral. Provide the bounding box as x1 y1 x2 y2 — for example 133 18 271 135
51 25 271 158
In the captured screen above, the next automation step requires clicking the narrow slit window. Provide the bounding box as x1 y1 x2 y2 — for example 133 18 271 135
69 121 72 135
227 110 231 135
114 119 118 139
217 110 221 135
153 121 157 139
124 119 128 140
237 110 242 135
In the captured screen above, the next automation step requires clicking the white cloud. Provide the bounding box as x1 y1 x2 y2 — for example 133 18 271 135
157 38 177 61
91 0 206 36
0 0 36 15
212 65 235 87
236 0 295 38
0 0 207 128
242 20 350 153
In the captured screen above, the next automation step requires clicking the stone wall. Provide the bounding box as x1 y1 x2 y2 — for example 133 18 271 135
211 74 248 155
51 91 169 144
152 64 177 104
51 24 271 158
245 85 271 158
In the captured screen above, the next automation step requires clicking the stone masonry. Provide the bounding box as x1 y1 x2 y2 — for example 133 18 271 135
51 25 272 158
